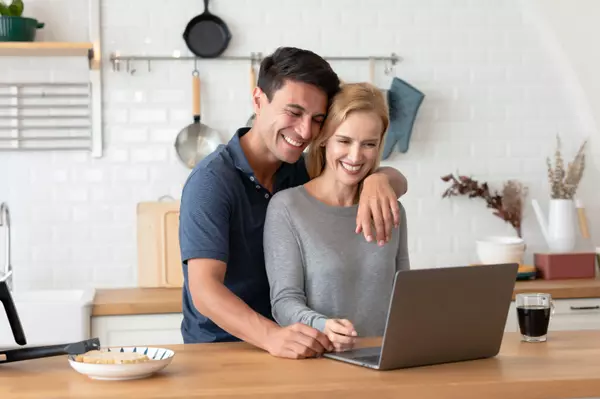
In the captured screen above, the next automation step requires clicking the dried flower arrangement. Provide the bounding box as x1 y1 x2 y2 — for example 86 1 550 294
546 134 587 199
441 173 528 238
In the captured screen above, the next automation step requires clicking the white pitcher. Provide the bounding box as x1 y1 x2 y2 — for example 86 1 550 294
531 199 577 253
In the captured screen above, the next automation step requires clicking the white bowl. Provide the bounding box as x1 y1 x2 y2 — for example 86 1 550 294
477 236 524 246
476 236 525 265
68 346 175 381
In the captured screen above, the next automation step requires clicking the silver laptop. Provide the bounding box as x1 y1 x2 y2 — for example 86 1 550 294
323 263 519 370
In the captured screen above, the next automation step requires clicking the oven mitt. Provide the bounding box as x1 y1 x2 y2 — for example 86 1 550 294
382 77 425 160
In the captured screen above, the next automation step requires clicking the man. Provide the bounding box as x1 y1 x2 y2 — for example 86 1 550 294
179 47 408 359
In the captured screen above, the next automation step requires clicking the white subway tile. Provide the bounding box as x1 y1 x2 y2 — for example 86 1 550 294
151 89 186 104
112 166 149 182
150 128 178 143
104 148 130 163
110 127 149 143
129 109 168 124
130 147 168 163
1 0 597 290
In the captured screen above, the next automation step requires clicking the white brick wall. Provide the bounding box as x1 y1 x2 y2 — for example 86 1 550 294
0 0 598 290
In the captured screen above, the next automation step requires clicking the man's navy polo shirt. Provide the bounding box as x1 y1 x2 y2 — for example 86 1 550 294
179 127 310 343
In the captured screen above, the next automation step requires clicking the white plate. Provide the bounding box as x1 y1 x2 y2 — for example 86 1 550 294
68 346 175 381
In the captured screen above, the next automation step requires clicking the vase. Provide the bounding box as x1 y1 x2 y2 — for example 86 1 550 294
531 199 577 253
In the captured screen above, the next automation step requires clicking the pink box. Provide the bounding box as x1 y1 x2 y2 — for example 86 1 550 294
534 252 597 280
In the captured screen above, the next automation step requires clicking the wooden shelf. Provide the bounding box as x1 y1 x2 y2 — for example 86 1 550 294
0 42 94 57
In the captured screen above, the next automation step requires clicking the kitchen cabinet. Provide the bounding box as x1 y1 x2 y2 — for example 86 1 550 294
504 298 600 332
91 313 184 347
546 298 600 331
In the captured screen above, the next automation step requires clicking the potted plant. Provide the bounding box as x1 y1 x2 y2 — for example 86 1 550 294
441 173 528 238
530 135 594 280
0 0 44 42
531 134 587 253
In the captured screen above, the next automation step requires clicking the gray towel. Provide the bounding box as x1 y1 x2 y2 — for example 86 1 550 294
382 77 425 159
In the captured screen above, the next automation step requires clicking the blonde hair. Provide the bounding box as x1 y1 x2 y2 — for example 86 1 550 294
306 82 389 179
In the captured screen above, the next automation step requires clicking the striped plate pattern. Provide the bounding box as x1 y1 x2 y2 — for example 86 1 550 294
68 346 175 361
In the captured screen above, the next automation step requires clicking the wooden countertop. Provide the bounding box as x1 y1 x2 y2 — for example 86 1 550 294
512 276 600 298
92 287 181 316
92 277 600 317
2 331 600 398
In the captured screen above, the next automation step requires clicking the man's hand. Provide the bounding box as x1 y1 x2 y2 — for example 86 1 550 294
323 319 358 352
357 173 401 246
266 323 333 359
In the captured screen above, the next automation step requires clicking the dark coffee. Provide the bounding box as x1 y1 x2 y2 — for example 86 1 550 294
517 305 551 337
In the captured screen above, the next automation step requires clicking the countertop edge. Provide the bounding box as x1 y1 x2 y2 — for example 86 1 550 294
91 278 600 317
92 305 183 317
91 287 183 317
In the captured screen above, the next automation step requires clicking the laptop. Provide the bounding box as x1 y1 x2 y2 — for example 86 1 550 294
323 263 519 370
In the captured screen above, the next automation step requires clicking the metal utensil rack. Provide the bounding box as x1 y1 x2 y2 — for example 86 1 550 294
109 52 402 74
0 82 93 152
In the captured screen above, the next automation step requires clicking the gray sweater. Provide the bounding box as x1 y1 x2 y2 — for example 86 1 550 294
263 185 410 337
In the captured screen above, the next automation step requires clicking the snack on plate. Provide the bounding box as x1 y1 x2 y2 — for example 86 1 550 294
74 350 150 364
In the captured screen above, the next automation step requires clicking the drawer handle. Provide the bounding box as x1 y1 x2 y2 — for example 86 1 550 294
570 305 600 310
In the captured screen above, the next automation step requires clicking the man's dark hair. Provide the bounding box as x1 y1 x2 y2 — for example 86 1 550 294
257 47 340 103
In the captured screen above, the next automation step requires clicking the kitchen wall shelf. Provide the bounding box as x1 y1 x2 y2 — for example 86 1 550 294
0 41 91 55
0 42 100 70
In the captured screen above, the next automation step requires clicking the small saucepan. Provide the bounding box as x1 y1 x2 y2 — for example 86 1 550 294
174 67 223 169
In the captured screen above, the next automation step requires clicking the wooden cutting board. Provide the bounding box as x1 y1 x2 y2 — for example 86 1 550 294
136 201 183 288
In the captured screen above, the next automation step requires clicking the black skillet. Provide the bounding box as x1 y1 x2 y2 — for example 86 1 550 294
0 279 100 363
183 0 232 58
0 276 25 347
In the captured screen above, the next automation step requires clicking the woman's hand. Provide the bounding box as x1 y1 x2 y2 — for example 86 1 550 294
324 319 358 352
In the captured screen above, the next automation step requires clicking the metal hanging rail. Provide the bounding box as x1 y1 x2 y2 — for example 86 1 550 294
109 52 401 74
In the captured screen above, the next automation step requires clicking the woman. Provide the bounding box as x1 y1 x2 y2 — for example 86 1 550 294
263 82 410 352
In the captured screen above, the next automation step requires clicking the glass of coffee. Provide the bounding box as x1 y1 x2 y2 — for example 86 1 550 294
516 293 555 342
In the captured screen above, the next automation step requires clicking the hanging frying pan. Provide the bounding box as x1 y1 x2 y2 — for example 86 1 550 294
246 59 257 127
174 67 223 169
183 0 231 58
